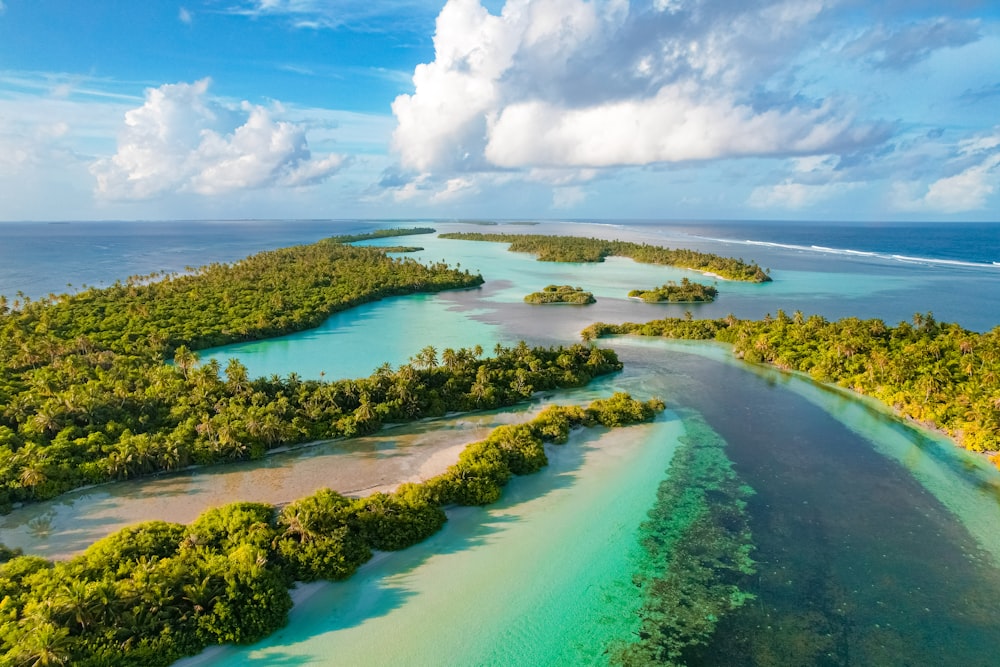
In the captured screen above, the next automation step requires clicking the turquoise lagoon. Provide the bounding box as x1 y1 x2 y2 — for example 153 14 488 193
4 221 1000 664
176 339 1000 666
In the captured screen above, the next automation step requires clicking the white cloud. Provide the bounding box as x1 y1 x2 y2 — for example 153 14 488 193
225 0 438 31
431 176 477 202
843 18 981 70
90 79 347 200
552 185 586 209
179 7 193 24
388 0 889 201
749 181 857 210
891 128 1000 213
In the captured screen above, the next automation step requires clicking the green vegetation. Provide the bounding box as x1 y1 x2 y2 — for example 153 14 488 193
629 278 718 303
583 311 1000 461
0 335 622 511
524 285 596 305
0 227 638 511
611 414 755 665
0 394 663 666
439 232 771 283
327 227 436 244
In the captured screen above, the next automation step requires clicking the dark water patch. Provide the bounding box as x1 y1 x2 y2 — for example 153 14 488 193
610 413 756 666
655 353 1000 665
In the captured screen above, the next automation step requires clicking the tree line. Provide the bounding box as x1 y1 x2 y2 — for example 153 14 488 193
0 336 623 511
628 278 718 303
524 285 596 305
0 229 632 511
0 393 663 666
583 312 1000 461
439 232 771 283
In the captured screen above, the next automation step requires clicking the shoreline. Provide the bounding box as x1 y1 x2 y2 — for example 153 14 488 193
0 413 511 561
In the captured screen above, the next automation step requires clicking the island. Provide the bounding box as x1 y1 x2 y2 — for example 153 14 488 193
582 311 1000 464
524 284 596 304
0 394 664 667
0 230 630 512
439 232 771 282
628 278 718 303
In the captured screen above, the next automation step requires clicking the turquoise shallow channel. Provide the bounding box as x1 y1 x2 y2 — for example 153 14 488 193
3 221 1000 665
175 340 1000 666
181 409 683 666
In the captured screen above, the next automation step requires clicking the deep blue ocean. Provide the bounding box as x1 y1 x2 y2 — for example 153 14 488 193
622 219 1000 267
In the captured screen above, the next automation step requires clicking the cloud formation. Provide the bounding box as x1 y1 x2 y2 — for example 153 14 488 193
90 79 346 200
225 0 438 31
843 18 981 70
892 128 1000 213
390 0 890 195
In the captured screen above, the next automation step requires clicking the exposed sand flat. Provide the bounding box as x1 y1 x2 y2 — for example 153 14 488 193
0 410 533 561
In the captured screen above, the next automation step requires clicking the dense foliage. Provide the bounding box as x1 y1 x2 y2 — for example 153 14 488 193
0 337 622 511
583 311 1000 459
0 394 663 666
326 227 436 244
628 278 718 303
524 285 596 305
0 228 636 511
439 232 771 283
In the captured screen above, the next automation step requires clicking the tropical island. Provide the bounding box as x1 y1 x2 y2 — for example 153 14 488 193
582 311 1000 463
438 232 771 283
0 393 664 666
628 278 718 303
0 229 630 511
2 224 996 666
524 285 596 304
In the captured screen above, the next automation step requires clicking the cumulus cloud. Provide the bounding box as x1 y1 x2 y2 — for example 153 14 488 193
749 181 858 210
748 155 860 209
891 128 1000 213
388 0 889 201
843 17 981 70
90 79 346 200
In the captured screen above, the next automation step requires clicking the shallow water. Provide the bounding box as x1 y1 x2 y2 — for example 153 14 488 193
170 343 1000 666
200 291 502 380
177 418 683 667
0 405 557 560
4 220 1000 664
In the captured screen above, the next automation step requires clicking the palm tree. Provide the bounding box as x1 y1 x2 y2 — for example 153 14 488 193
225 358 251 395
54 579 94 632
9 621 72 666
173 346 198 380
412 346 438 370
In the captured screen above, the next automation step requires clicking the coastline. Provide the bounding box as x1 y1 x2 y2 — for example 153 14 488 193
0 413 509 560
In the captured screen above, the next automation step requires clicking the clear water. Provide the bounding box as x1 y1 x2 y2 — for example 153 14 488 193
3 219 1000 665
199 292 502 380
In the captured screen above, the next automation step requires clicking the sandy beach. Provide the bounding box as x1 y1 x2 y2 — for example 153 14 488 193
0 411 531 561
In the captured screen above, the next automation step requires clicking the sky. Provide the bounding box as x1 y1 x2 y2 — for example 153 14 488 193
0 0 998 223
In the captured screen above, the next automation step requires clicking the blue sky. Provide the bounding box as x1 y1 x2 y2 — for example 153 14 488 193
0 0 998 222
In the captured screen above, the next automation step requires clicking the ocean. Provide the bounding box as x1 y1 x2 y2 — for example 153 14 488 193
2 219 998 332
3 219 1000 665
